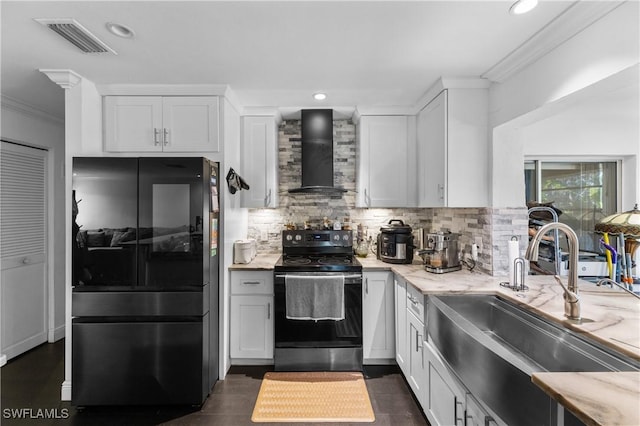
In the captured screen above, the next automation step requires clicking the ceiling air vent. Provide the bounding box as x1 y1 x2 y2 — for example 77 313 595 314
34 18 116 54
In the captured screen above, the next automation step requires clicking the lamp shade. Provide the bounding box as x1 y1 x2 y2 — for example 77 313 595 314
595 204 640 237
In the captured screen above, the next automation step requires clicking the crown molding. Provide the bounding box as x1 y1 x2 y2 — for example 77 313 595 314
1 95 64 124
39 69 82 89
241 106 283 124
482 1 625 83
413 77 491 114
351 105 417 123
96 84 230 96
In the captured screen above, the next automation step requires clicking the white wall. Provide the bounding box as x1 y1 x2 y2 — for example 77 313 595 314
490 1 639 128
0 98 66 342
490 1 640 208
521 78 639 211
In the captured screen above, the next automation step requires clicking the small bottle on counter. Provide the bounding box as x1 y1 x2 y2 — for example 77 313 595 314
323 216 331 230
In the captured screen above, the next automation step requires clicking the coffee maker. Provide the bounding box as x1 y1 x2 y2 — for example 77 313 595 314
420 231 462 273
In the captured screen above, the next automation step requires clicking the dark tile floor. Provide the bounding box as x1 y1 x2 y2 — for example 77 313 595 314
1 341 429 425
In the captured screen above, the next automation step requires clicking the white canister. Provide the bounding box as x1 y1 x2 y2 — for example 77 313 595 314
234 240 255 264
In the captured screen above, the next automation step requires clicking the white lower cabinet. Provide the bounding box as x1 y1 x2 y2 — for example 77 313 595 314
362 271 396 362
424 341 466 426
229 271 274 361
392 275 498 425
465 392 498 426
407 309 427 405
395 276 408 375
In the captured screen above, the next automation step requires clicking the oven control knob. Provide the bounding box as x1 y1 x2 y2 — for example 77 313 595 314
295 234 302 241
343 234 349 241
333 234 340 241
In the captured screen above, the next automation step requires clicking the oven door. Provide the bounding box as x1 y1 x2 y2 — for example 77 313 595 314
273 272 362 371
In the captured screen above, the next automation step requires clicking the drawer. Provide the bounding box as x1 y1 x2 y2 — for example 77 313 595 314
406 283 424 322
231 271 274 295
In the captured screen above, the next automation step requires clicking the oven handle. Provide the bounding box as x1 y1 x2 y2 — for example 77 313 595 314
274 274 362 280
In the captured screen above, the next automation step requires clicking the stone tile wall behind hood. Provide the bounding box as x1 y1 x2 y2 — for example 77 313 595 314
246 118 527 276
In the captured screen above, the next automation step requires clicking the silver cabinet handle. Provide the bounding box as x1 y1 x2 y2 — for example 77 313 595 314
163 128 170 146
242 281 261 285
22 257 31 265
455 397 464 426
267 303 271 320
364 188 371 206
365 277 369 295
438 184 444 200
415 331 423 352
154 128 161 146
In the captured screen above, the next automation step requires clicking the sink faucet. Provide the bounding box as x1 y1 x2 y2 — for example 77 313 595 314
597 278 640 300
526 222 581 319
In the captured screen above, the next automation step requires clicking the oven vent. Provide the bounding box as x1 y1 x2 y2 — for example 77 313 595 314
34 18 116 54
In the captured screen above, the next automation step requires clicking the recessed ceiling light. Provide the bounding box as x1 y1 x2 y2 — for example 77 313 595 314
313 92 327 101
106 22 135 38
510 0 538 15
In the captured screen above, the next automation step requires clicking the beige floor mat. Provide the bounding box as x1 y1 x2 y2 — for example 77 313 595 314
251 371 375 423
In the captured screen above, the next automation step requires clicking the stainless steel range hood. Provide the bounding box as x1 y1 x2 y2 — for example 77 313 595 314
288 109 347 194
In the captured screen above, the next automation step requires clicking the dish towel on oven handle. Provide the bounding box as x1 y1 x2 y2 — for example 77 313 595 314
285 273 345 321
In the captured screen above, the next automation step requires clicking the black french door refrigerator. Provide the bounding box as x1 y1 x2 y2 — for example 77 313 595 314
71 157 219 406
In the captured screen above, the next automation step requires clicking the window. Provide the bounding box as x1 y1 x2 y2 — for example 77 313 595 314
525 160 618 253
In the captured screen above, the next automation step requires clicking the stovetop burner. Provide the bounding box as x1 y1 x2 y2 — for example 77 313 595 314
282 256 312 265
276 254 362 273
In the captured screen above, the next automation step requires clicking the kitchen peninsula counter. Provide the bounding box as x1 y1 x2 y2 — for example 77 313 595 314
231 254 639 425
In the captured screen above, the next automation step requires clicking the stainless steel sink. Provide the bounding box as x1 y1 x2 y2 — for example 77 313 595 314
427 294 639 426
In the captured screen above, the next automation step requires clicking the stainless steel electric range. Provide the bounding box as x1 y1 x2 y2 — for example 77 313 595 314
273 229 363 371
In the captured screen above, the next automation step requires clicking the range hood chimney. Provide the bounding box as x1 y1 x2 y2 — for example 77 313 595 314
289 109 347 194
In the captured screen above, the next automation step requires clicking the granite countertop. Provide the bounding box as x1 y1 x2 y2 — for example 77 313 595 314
531 372 640 426
228 253 281 270
230 254 640 425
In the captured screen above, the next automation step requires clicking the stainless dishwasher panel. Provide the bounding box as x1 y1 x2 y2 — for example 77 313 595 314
72 318 205 406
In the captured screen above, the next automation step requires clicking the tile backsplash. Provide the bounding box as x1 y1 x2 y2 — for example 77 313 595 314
247 118 528 276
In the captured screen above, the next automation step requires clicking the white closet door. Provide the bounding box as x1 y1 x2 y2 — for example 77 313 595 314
1 141 48 360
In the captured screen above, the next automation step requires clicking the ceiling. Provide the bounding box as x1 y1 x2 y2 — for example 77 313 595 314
1 1 581 120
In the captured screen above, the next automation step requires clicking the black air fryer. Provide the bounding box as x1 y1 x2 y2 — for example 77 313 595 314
378 219 414 264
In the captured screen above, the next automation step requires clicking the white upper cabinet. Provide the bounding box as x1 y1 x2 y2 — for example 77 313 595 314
356 115 417 208
104 96 220 153
417 85 489 207
240 115 279 208
417 91 447 207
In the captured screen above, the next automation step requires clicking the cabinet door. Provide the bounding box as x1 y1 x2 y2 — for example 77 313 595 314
230 295 273 359
407 310 426 406
357 116 413 207
240 116 279 208
104 96 163 152
425 341 466 426
362 272 395 361
417 90 447 207
465 392 497 426
395 276 408 375
162 97 219 152
231 271 274 295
